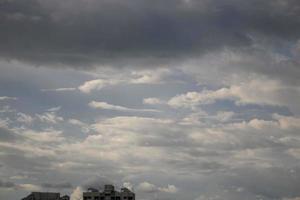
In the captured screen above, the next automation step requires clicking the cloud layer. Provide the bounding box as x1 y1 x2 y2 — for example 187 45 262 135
1 1 300 200
1 0 300 68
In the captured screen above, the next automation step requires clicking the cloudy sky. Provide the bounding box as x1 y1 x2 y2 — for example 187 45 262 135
1 0 300 200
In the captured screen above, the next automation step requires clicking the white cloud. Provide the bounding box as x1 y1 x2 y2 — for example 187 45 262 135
227 78 295 106
180 111 235 126
41 88 76 92
92 116 173 132
226 114 300 131
247 118 279 130
88 101 159 112
179 110 207 126
137 182 178 194
0 140 57 157
46 106 61 112
78 79 121 93
17 183 42 191
59 116 174 163
2 38 300 200
123 182 133 191
130 69 170 84
23 129 65 143
0 105 15 113
143 98 164 105
78 69 172 94
273 114 300 129
68 119 91 133
68 119 86 127
168 77 300 110
168 88 234 109
286 149 300 159
137 182 158 193
159 184 178 193
9 175 28 180
0 118 10 127
0 96 17 101
88 101 132 111
215 111 235 122
16 113 34 125
35 112 64 124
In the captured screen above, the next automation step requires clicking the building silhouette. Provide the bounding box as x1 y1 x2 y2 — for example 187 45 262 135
20 184 134 200
21 192 70 200
83 185 135 200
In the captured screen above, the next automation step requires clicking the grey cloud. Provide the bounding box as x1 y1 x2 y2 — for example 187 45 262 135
192 166 300 200
184 149 222 157
41 182 73 189
226 167 300 199
0 154 54 172
0 127 19 142
81 176 112 190
137 131 189 147
0 179 16 188
165 155 228 174
1 0 300 67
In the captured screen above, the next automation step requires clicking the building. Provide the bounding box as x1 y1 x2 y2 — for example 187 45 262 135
83 185 135 200
60 195 70 200
21 192 69 200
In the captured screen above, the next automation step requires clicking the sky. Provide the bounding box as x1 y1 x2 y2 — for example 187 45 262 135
1 0 300 200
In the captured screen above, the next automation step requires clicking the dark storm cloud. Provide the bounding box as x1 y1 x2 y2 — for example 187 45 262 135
1 0 300 67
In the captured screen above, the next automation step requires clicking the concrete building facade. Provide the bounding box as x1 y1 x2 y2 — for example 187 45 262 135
83 185 135 200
